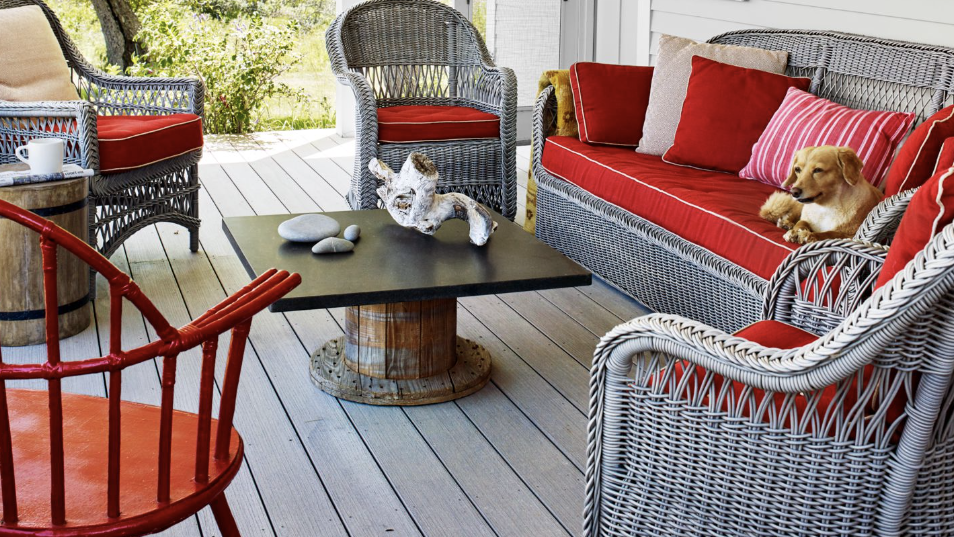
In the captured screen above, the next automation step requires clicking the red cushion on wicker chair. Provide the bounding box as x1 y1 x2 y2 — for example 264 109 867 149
734 320 818 347
540 135 795 279
569 62 654 147
658 321 908 438
663 56 811 174
933 137 954 175
376 105 500 143
97 114 203 174
884 104 954 196
877 166 954 288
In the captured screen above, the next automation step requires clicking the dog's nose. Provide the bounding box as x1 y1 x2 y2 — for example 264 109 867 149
791 188 802 198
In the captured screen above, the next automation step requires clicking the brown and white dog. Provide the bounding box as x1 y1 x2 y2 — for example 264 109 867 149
759 146 882 245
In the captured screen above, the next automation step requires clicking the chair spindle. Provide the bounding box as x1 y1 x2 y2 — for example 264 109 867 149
195 338 217 483
0 373 18 524
215 321 251 460
107 287 123 518
41 238 66 526
157 354 178 504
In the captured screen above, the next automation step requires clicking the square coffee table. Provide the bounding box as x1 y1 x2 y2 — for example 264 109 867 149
223 209 591 405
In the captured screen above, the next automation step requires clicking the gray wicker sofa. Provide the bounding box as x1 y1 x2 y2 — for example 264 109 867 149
532 29 954 332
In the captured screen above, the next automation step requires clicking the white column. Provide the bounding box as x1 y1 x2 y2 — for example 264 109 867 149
334 0 363 138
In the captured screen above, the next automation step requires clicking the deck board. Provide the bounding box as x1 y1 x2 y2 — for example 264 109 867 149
5 130 648 536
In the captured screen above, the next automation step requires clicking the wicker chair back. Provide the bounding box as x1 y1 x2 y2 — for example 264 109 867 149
711 29 954 124
333 0 495 106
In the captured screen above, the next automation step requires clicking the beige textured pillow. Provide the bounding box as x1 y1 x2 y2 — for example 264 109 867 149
636 34 789 156
0 5 79 102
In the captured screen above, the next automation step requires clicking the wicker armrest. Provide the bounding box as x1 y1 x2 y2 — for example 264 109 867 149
530 84 556 178
336 69 380 162
471 64 517 116
855 187 917 245
0 100 99 169
762 239 888 333
73 60 204 116
593 310 881 400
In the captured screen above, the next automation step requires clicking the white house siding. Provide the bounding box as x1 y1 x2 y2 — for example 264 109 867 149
594 0 954 67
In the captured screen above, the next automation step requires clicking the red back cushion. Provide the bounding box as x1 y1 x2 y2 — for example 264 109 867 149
663 56 811 174
739 88 915 189
876 166 954 288
933 137 954 175
569 62 654 147
884 105 954 197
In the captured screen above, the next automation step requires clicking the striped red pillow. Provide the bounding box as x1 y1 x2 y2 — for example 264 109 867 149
740 88 914 189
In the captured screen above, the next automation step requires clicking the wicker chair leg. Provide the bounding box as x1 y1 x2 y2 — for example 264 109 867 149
189 164 200 252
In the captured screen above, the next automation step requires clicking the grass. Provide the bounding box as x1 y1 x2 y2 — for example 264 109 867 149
257 26 336 130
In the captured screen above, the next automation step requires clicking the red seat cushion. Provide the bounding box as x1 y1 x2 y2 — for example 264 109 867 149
663 56 811 174
97 114 203 174
735 319 819 347
569 62 654 147
376 105 499 143
884 104 954 196
541 136 796 280
5 389 241 533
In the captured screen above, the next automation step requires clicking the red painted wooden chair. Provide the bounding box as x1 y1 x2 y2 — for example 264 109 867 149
0 199 301 536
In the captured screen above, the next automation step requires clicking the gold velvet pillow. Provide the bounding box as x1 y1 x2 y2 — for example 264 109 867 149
0 5 79 101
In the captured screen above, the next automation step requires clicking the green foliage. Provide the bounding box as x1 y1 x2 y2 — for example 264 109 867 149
183 0 258 21
130 2 308 134
48 0 338 132
47 0 111 71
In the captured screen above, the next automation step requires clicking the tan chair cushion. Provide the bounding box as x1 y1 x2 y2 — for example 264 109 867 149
0 5 79 101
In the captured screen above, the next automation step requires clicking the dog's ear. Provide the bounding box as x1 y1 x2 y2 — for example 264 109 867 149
783 148 809 187
836 147 865 186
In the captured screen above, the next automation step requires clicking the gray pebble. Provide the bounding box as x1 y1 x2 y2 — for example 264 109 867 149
312 237 355 254
278 214 340 242
343 224 361 241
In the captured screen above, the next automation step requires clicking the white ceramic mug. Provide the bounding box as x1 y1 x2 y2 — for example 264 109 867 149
15 138 64 175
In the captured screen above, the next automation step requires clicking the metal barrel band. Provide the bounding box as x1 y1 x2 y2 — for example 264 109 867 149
0 293 90 321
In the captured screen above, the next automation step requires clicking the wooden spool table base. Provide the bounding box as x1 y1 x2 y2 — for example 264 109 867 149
309 298 491 405
310 336 491 405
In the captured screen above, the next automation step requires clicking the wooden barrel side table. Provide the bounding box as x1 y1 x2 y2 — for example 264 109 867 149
312 298 492 406
0 177 91 346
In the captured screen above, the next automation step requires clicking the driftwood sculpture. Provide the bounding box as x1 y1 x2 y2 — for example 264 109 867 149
370 152 498 246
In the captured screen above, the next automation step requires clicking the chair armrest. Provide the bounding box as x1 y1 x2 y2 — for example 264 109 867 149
0 100 99 170
73 60 204 116
470 64 517 116
855 187 917 245
762 238 888 332
593 312 882 410
530 84 556 182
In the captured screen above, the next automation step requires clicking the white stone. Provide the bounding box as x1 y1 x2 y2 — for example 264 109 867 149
278 214 341 242
343 224 361 241
312 237 355 254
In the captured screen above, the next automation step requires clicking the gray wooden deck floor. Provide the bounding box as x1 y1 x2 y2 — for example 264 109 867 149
10 129 648 537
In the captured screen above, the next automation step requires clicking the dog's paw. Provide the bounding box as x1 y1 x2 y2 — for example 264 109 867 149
783 227 816 244
776 215 797 230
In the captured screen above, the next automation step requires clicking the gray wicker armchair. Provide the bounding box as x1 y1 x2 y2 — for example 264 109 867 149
326 0 518 219
584 222 954 535
0 0 203 258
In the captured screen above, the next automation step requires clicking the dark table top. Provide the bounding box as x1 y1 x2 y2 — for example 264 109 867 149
223 210 591 312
